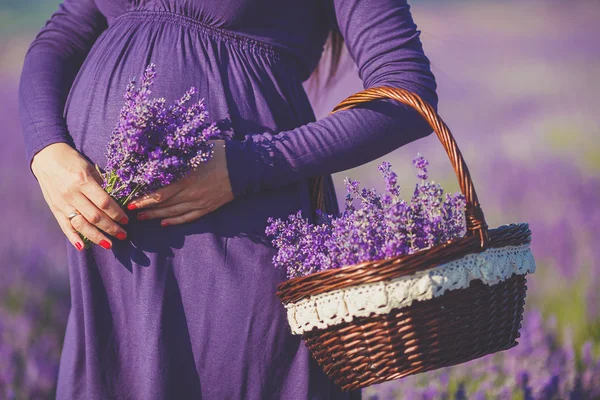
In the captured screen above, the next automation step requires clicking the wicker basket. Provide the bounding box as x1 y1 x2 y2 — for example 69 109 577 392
276 87 535 391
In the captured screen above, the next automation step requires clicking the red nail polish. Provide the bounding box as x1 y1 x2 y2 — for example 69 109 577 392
116 232 127 240
127 203 138 210
137 213 148 220
161 221 169 227
75 242 83 251
99 240 111 249
120 216 129 224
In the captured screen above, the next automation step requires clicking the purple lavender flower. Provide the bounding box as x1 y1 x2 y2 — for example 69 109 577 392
413 153 429 180
78 63 221 248
266 211 335 278
102 63 219 203
378 161 401 199
266 156 466 279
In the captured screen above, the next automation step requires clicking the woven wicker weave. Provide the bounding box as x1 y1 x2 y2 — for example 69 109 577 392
276 87 533 391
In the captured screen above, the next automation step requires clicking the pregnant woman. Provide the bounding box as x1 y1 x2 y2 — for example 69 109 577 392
19 0 437 398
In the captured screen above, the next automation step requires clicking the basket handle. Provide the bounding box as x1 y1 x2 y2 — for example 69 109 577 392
311 86 490 248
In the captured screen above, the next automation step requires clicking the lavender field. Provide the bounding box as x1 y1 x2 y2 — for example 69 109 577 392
1 0 599 398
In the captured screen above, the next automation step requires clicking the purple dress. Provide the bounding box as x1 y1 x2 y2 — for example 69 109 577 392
18 0 437 397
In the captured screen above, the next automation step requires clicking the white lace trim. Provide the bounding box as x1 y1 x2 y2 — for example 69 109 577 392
284 244 536 335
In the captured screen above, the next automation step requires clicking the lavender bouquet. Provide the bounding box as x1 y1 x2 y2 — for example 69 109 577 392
266 155 467 279
80 63 221 248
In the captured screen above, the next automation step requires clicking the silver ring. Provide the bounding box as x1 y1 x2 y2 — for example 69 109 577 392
67 211 81 221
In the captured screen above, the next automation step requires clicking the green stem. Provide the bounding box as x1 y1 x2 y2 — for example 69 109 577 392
120 184 142 207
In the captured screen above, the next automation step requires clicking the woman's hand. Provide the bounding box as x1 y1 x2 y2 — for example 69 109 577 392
126 140 234 226
31 142 130 250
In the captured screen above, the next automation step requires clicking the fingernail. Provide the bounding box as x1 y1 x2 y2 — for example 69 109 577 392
75 242 83 251
99 240 111 250
161 220 169 227
137 213 148 220
127 203 138 210
120 216 129 224
116 232 127 240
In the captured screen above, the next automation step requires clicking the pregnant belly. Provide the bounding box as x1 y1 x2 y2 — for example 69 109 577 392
64 11 312 169
63 12 315 244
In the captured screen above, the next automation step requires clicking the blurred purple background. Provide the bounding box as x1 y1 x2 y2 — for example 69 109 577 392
1 0 599 398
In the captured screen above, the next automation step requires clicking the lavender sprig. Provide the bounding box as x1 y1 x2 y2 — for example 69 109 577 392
266 155 466 279
78 63 221 248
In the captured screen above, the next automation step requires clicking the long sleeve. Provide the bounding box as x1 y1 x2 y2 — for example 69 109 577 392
225 0 437 199
18 0 108 173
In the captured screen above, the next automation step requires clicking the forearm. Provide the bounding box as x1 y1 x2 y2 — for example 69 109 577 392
226 82 436 198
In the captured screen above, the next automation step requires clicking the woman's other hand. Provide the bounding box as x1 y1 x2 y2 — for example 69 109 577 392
126 140 234 226
31 143 130 250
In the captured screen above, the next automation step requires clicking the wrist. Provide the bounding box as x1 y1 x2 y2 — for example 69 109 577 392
31 142 76 177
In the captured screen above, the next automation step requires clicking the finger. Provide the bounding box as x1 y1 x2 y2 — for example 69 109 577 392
127 182 185 210
55 210 88 251
67 211 113 250
160 209 208 227
41 185 85 251
81 181 129 225
136 201 197 220
70 194 128 241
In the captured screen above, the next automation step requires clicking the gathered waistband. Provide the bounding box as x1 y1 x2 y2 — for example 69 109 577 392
110 9 284 61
